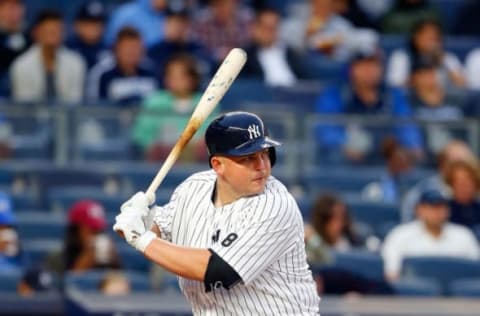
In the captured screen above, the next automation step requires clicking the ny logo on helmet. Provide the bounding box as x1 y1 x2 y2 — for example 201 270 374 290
248 124 261 139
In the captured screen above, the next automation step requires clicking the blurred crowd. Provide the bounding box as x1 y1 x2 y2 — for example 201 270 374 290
1 0 480 299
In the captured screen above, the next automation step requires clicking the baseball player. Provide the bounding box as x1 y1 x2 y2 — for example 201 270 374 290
114 111 320 315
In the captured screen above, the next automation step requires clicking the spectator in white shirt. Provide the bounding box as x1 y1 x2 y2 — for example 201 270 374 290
386 18 465 88
382 189 480 281
242 8 302 87
281 0 378 61
465 48 480 91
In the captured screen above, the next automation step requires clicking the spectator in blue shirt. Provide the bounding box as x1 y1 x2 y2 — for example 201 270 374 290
105 0 167 48
0 191 21 271
314 50 423 164
65 1 109 70
147 7 213 82
86 27 158 105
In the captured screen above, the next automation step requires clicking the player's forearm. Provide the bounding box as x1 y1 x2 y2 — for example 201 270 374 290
144 237 211 281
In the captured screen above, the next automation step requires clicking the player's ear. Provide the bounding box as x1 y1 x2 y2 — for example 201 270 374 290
211 156 225 175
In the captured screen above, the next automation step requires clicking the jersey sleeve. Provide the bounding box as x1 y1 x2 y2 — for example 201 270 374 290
152 184 183 242
209 193 300 285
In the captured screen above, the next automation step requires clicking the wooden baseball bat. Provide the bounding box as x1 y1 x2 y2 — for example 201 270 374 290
144 48 247 204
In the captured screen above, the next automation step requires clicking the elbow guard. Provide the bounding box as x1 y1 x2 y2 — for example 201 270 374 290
204 249 242 292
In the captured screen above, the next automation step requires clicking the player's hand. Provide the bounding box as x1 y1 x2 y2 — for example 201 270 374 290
120 191 153 216
113 211 156 253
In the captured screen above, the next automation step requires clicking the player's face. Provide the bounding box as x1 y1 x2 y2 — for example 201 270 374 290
216 149 272 197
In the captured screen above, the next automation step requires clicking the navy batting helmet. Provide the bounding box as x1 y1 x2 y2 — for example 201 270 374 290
205 111 281 166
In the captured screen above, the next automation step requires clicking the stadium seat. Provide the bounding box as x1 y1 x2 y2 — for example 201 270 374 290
449 278 480 297
444 36 480 61
22 240 62 266
270 81 324 114
433 0 470 34
64 270 152 292
220 79 274 111
343 197 400 237
302 167 381 194
331 250 384 281
391 278 442 297
401 257 480 295
47 187 126 214
380 35 406 58
116 244 151 272
0 268 23 292
16 212 66 241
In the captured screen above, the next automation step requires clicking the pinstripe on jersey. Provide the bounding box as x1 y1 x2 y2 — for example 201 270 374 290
154 170 320 315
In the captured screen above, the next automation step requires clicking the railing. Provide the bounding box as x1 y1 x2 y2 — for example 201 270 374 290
1 105 479 183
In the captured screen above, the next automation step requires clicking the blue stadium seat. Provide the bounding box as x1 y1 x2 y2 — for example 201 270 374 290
391 278 442 297
343 196 400 237
380 35 406 58
449 278 480 297
220 79 274 111
116 244 151 272
16 212 66 241
22 240 62 266
79 140 133 161
444 36 480 61
296 196 312 220
0 268 23 292
432 0 469 34
300 55 347 82
332 250 384 281
402 257 480 295
270 82 324 114
64 270 152 292
8 189 40 210
302 167 382 194
47 187 126 214
120 163 204 192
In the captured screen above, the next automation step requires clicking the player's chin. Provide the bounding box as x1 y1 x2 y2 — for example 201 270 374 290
251 177 267 192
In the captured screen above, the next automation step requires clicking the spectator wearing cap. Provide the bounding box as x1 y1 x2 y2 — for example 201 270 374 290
408 55 466 154
65 1 109 70
445 160 480 231
190 0 253 63
0 191 22 271
86 27 157 105
105 0 167 48
147 7 213 81
241 8 304 87
382 189 480 281
386 19 465 88
314 50 423 164
45 200 121 275
0 0 31 97
401 140 478 222
9 10 86 104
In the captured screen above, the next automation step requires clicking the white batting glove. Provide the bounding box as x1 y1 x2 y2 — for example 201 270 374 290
113 211 156 253
120 191 153 216
114 191 157 252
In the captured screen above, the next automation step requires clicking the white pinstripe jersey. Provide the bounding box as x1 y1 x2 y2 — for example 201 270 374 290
153 170 320 315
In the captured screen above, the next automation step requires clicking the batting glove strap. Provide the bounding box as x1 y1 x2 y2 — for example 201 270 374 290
134 230 156 253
